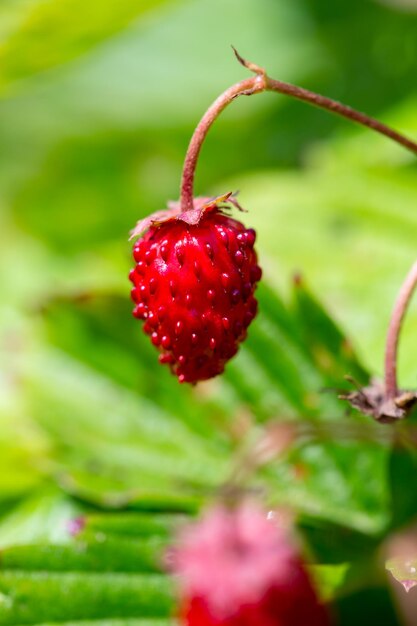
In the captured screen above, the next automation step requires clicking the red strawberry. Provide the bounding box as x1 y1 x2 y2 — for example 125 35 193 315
129 194 261 383
172 503 331 626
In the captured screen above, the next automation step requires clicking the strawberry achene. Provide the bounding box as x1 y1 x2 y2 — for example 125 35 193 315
129 197 261 383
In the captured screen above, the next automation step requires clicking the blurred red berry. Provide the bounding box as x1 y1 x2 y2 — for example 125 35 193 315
129 197 261 383
172 503 331 626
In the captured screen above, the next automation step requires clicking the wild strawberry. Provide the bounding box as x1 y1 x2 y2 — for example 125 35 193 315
129 194 261 384
172 503 331 626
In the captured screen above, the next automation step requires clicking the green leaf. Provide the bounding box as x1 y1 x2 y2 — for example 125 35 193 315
0 491 81 548
82 512 186 539
0 393 47 506
23 348 230 510
58 470 202 513
1 535 167 573
1 211 392 533
26 284 390 531
292 276 369 387
263 439 390 534
0 510 176 625
0 571 174 624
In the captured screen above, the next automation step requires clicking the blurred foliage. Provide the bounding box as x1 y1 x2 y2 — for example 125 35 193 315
1 0 417 623
0 0 173 91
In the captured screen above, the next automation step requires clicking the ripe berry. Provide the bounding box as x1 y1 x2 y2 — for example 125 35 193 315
172 503 331 626
129 195 261 383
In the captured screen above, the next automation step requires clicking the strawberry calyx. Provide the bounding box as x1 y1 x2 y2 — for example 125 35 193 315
339 378 417 423
129 192 245 240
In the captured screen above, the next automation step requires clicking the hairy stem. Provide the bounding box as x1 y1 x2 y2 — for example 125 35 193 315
180 51 417 212
385 260 417 398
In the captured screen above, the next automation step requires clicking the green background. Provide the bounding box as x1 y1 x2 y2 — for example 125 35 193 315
1 0 417 624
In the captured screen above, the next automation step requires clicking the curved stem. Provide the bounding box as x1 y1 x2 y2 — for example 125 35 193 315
180 75 266 211
179 51 417 212
385 260 417 398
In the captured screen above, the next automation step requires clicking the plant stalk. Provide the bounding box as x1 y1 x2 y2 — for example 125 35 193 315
180 50 417 212
180 50 417 399
384 260 417 398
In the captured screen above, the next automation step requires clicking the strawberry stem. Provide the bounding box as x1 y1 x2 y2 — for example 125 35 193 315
384 260 417 399
180 75 267 212
180 49 417 212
